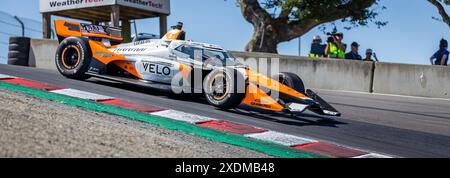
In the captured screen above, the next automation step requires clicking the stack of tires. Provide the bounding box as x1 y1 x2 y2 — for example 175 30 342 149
8 37 30 66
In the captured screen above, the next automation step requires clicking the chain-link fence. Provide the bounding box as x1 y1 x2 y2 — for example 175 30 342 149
0 11 54 64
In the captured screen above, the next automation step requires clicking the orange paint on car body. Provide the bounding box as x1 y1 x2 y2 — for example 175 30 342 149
55 20 82 38
246 69 310 100
242 83 285 112
112 61 142 79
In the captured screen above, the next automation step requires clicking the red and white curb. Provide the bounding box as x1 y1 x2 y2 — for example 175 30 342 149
0 74 393 158
51 88 115 101
151 110 217 124
246 131 316 147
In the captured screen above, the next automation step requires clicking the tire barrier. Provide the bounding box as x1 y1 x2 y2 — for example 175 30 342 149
8 37 31 66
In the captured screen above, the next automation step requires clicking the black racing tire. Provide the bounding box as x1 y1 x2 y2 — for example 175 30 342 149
9 37 30 45
7 58 28 66
273 72 305 94
8 37 30 66
8 51 28 59
203 68 247 110
55 37 92 80
8 44 22 51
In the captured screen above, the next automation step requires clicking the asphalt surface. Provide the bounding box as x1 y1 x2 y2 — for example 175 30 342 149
1 64 450 158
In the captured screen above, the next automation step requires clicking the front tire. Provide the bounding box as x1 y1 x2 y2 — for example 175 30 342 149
273 72 305 93
55 37 92 80
204 68 247 110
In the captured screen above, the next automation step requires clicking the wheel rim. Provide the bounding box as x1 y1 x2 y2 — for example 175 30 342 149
209 73 230 101
61 45 81 69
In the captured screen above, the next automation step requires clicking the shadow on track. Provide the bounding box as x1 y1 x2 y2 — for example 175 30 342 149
86 78 348 128
232 106 347 128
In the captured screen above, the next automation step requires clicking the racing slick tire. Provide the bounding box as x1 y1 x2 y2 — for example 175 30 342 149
204 68 247 110
273 72 305 93
55 37 92 80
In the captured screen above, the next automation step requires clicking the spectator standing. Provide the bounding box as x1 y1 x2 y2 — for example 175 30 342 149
309 36 326 58
430 39 449 66
363 49 375 61
345 42 362 60
325 32 346 59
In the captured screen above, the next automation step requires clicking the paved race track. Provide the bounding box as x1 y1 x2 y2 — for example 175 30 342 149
1 64 450 158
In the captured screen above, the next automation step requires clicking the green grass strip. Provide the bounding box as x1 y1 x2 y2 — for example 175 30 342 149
0 81 329 158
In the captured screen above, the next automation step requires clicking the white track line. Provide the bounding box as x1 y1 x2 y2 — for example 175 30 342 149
0 74 15 79
354 153 393 158
51 89 114 101
246 131 317 147
150 110 216 124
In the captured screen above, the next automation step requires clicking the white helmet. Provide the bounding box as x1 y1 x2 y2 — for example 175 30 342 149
313 35 322 41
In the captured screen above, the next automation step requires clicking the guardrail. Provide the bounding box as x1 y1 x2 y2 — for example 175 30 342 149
18 39 450 99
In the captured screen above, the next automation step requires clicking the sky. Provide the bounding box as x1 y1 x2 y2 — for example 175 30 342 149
0 0 449 65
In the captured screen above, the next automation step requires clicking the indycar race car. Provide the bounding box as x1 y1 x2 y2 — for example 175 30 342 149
54 20 341 117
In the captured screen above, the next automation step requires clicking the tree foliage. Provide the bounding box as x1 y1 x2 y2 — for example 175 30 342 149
234 0 386 53
428 0 450 27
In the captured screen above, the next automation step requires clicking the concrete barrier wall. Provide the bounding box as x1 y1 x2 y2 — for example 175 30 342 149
28 39 59 71
231 51 375 92
373 62 450 99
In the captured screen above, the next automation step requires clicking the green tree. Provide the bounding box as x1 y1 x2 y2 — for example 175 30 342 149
428 0 450 27
236 0 386 53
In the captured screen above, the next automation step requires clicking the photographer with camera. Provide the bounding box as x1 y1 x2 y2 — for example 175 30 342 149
325 32 347 59
309 36 326 58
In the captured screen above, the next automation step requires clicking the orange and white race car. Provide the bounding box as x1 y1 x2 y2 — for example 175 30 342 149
54 20 341 117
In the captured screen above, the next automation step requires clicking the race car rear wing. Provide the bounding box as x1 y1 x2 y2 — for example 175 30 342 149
54 20 123 43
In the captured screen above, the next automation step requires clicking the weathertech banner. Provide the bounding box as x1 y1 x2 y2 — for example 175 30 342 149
117 0 170 14
40 0 170 14
40 0 116 12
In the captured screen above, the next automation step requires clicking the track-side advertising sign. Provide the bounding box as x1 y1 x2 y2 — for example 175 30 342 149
40 0 170 15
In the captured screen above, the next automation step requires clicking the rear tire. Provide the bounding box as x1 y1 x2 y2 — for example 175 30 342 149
204 68 247 110
273 72 305 93
55 37 92 80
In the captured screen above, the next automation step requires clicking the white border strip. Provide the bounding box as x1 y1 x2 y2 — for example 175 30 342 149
150 110 216 124
246 131 317 147
354 153 393 158
0 74 15 79
51 89 114 101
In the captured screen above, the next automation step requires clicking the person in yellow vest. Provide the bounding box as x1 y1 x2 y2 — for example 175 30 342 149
325 32 346 59
309 35 326 58
163 22 186 41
